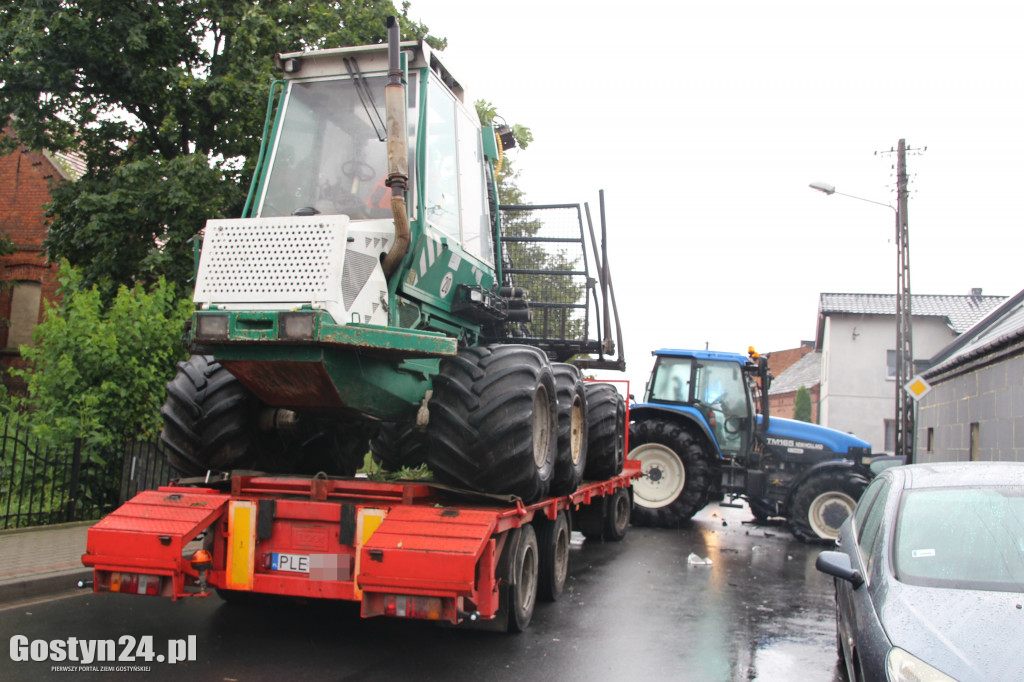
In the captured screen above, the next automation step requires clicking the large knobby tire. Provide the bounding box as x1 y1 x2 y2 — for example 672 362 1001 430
160 355 261 473
582 383 625 480
627 418 712 527
536 512 570 602
369 422 429 471
160 355 365 476
427 345 557 503
500 525 540 633
549 364 588 496
789 469 869 543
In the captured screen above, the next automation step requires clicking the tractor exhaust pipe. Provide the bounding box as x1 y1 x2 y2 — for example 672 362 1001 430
381 16 410 278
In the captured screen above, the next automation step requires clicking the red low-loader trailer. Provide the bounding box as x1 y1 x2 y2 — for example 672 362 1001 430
81 462 639 632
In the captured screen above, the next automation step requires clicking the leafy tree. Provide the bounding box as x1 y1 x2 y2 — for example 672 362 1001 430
794 385 813 423
0 1 443 296
12 263 193 448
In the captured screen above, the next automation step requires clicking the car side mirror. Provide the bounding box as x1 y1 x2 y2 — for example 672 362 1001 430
815 550 864 589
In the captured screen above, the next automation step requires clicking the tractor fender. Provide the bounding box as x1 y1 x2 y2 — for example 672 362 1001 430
628 403 723 460
782 458 872 510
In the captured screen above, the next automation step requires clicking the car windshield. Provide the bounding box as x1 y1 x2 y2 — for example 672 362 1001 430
893 486 1024 591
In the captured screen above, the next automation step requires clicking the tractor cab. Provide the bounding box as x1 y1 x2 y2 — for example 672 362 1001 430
645 350 759 461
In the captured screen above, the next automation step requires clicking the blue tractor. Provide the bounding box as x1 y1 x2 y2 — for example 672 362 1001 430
628 348 891 542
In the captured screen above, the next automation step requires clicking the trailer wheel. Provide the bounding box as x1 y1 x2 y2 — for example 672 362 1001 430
161 354 362 476
789 469 869 543
603 488 631 541
549 364 588 496
627 419 711 527
427 345 557 503
582 383 625 480
500 525 539 633
536 512 571 601
574 499 606 541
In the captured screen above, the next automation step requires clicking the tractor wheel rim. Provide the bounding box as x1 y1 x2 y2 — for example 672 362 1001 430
808 491 857 540
569 395 585 466
533 384 553 468
628 443 685 509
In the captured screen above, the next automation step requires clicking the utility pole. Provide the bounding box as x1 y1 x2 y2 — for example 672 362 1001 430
894 139 914 463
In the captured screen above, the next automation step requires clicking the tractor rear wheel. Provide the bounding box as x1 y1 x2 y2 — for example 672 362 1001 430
549 363 588 495
160 355 365 476
789 469 869 543
582 383 625 480
628 418 712 527
369 422 429 471
427 345 557 503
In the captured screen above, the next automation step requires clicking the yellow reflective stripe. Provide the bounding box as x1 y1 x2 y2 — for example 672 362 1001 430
226 501 255 590
353 508 385 598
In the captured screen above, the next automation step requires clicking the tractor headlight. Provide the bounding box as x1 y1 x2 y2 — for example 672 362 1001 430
279 311 316 341
195 313 230 340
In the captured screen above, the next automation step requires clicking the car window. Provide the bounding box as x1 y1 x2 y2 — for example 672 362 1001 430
854 477 886 535
893 486 1024 591
857 479 891 574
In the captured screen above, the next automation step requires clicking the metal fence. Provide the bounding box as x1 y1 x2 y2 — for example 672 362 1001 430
0 419 180 530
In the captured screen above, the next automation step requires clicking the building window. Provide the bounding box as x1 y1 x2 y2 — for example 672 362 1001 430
925 427 934 453
887 350 928 380
884 419 895 453
7 281 42 349
970 422 980 460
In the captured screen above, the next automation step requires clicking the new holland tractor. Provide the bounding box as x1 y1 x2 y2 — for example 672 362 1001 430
158 19 626 504
627 348 894 542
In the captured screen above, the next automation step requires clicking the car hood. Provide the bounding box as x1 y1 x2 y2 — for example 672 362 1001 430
880 580 1024 680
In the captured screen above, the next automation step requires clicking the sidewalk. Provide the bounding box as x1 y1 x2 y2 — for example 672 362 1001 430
0 521 94 604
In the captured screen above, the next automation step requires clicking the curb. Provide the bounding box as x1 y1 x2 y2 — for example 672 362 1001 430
0 569 94 605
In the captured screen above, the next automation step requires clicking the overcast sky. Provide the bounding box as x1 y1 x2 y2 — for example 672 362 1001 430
408 0 1024 389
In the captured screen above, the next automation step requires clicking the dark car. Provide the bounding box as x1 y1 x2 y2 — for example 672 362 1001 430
815 461 1024 681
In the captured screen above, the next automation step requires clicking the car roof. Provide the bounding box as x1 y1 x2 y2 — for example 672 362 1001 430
887 461 1024 489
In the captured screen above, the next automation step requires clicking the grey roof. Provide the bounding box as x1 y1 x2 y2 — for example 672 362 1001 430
818 293 1007 334
768 351 821 395
923 288 1024 379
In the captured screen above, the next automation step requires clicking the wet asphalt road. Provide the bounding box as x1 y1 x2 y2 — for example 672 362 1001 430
1 501 845 681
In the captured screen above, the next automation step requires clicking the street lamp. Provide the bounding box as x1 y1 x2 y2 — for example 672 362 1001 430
809 142 915 463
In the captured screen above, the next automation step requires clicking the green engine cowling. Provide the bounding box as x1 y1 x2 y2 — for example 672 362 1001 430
187 35 506 422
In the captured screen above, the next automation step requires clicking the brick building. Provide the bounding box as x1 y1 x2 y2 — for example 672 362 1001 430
0 133 85 389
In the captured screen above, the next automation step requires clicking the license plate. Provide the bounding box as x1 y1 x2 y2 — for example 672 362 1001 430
271 553 309 573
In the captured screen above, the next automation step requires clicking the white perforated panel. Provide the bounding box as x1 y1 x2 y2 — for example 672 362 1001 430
194 216 349 312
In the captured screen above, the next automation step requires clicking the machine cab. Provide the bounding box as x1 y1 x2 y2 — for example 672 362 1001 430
241 41 498 332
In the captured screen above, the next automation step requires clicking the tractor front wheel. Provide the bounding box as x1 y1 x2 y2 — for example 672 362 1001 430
789 469 869 543
628 418 712 527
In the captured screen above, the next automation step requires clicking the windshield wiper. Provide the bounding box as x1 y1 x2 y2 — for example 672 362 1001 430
343 57 387 142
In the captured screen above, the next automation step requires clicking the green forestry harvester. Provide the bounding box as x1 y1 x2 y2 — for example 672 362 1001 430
160 19 625 503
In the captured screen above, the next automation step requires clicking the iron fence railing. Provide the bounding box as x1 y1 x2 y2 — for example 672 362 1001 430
0 419 181 530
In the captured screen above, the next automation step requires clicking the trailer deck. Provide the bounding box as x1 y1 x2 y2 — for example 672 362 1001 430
82 463 639 628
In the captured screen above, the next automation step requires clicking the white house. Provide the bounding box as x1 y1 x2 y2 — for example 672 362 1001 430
815 291 1005 454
